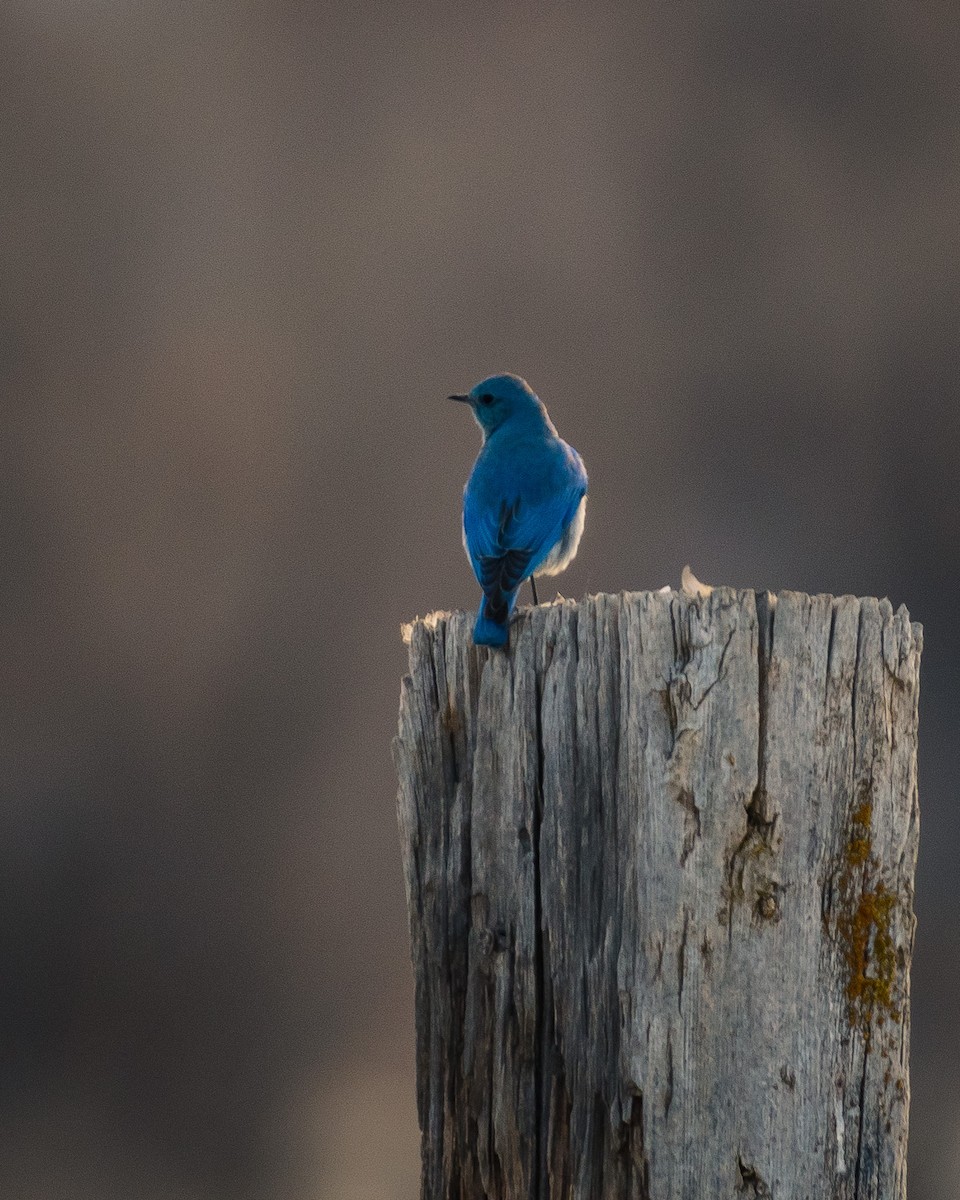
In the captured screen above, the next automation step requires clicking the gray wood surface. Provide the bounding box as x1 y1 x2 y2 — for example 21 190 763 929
395 589 921 1199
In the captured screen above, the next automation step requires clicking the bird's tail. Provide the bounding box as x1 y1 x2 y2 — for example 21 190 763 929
473 593 514 647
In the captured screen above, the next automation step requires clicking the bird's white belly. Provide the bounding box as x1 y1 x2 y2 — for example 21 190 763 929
536 495 586 577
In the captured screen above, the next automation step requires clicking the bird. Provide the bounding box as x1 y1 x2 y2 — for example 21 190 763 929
449 373 588 647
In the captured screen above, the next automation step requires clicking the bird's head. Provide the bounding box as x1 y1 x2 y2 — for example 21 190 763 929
449 373 549 438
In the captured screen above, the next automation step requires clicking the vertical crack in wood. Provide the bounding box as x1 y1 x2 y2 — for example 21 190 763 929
626 1089 652 1200
853 1046 869 1199
677 909 689 1016
851 600 863 764
664 1025 674 1117
826 601 839 700
750 590 775 826
726 593 778 944
851 601 869 1200
533 654 547 1200
691 624 736 711
458 638 475 1196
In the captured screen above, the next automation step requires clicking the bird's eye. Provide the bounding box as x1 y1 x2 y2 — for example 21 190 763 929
479 393 493 406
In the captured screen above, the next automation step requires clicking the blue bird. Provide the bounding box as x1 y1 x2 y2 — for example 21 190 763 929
450 373 588 647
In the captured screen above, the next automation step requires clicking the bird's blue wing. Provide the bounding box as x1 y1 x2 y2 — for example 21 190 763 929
463 453 586 623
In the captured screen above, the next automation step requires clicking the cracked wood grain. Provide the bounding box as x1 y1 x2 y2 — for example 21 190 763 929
395 589 921 1200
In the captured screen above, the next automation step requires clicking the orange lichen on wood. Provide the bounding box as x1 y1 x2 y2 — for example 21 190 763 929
835 788 903 1034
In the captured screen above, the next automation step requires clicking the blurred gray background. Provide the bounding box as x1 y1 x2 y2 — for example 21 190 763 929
2 3 957 1197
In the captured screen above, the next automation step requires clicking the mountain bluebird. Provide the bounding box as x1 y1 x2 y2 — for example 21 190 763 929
450 373 588 647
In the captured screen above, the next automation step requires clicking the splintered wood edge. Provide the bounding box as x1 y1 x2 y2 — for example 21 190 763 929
401 589 922 646
401 610 452 645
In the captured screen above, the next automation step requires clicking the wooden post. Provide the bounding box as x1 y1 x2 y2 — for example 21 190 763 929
395 589 921 1200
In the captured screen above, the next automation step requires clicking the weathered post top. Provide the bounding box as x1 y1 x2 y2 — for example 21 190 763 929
395 588 921 1200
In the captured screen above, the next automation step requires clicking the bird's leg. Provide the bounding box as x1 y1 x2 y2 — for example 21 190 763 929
530 576 539 606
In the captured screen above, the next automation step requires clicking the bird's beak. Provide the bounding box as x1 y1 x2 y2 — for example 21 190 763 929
448 393 470 403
